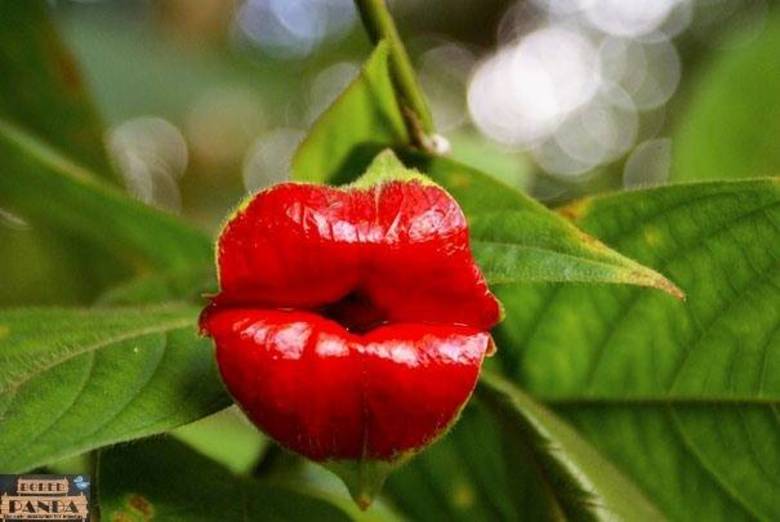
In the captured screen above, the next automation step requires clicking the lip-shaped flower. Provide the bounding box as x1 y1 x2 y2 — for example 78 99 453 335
200 152 501 505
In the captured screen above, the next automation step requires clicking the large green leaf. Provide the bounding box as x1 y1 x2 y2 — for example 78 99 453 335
673 11 780 181
99 437 356 521
0 0 113 178
404 152 683 296
291 41 409 185
495 179 780 520
385 373 661 521
0 120 212 274
0 306 229 472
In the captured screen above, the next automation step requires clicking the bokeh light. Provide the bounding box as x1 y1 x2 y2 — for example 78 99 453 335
584 0 684 38
307 62 359 124
242 128 303 193
468 25 599 147
466 0 694 179
108 117 188 212
186 87 266 166
623 137 672 187
0 208 30 231
236 0 356 58
419 43 475 131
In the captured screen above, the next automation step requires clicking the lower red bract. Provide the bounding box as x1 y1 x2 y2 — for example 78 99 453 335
202 308 490 461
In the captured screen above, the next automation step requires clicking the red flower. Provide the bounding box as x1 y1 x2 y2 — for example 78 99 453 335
200 155 501 504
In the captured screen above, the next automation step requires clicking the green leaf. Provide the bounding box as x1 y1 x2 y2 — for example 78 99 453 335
172 407 267 475
477 372 663 520
99 437 356 521
383 402 516 521
673 11 780 181
255 453 405 522
0 306 230 472
0 226 104 305
0 120 212 274
292 41 409 185
403 151 683 297
384 374 662 521
0 0 114 179
97 267 216 306
495 179 780 520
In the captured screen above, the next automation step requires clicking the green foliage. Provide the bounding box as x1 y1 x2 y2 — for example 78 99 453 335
292 41 410 185
407 152 682 297
0 306 230 472
99 437 356 521
0 121 212 274
673 10 780 181
0 1 778 519
386 372 662 521
495 179 780 520
0 0 113 177
97 267 216 306
0 0 122 305
172 407 267 475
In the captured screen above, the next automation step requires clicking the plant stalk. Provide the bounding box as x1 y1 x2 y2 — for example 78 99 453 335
353 0 435 142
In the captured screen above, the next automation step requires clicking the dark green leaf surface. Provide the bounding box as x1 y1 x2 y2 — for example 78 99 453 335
386 373 662 521
99 437 355 521
0 306 229 472
406 152 683 297
0 120 212 274
673 11 780 181
292 41 409 185
495 179 780 520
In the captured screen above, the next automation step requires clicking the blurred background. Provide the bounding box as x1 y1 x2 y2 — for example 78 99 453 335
3 0 779 304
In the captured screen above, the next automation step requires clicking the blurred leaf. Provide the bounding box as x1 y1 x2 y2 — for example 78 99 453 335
406 152 683 297
495 179 780 520
61 13 294 125
0 226 99 305
97 267 216 306
0 306 230 472
0 0 127 305
385 373 661 521
673 11 780 181
0 120 212 274
0 0 113 178
99 437 357 521
173 407 267 475
292 41 409 185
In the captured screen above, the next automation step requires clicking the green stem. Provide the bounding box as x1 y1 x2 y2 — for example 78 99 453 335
353 0 435 141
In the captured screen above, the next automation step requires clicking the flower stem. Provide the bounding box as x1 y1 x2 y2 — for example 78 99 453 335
353 0 435 142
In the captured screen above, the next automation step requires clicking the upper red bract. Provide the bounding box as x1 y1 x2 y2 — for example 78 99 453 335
201 180 501 461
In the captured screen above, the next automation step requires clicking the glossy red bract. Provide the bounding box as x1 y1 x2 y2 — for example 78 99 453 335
201 180 501 462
